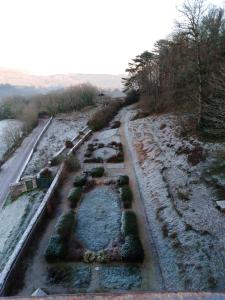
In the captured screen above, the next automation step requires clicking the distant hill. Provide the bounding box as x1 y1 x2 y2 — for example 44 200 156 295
0 84 52 100
0 68 123 90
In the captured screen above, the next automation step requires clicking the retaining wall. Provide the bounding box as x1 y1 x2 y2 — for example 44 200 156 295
0 126 92 296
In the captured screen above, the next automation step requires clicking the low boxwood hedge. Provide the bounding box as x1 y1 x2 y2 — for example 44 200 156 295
73 175 87 187
118 175 129 186
55 211 75 240
68 187 82 208
45 234 67 262
45 212 75 262
121 235 144 263
120 185 133 208
91 167 104 177
122 211 138 237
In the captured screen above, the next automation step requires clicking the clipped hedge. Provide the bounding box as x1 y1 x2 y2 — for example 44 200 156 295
45 211 75 262
73 175 87 187
68 187 82 208
121 235 144 263
122 211 138 237
120 185 133 208
118 175 129 186
55 211 75 240
87 101 124 131
91 166 104 178
45 234 67 262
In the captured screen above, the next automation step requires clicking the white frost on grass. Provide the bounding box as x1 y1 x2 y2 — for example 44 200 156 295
23 111 92 176
126 111 225 291
0 190 44 272
0 119 23 160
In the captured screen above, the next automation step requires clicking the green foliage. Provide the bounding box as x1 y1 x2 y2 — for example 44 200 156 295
55 211 75 241
124 89 140 105
45 212 75 262
122 211 138 237
83 250 96 263
87 101 123 131
64 154 80 172
90 166 104 178
73 175 87 187
120 185 133 208
121 235 144 263
45 234 67 262
68 187 82 208
118 175 129 186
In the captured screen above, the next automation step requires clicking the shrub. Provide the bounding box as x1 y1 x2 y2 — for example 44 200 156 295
45 234 67 262
83 250 96 263
64 154 80 172
96 250 109 263
111 120 121 129
121 235 144 263
37 167 52 189
91 166 104 177
84 150 92 158
120 185 133 207
73 175 87 187
83 157 103 163
118 175 129 186
124 89 140 105
122 211 138 237
107 151 124 163
68 187 82 208
55 211 75 240
87 101 123 131
65 140 73 149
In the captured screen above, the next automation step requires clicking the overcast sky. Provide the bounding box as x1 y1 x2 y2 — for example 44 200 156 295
0 0 224 75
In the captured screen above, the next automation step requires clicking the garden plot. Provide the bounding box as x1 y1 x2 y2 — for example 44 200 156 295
0 119 23 160
0 190 44 272
23 112 90 176
76 186 121 251
126 110 225 291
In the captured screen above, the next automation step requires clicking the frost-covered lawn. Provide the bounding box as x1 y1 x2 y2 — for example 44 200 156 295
0 119 23 160
126 111 225 291
0 190 44 272
99 265 141 290
76 186 121 251
23 109 95 176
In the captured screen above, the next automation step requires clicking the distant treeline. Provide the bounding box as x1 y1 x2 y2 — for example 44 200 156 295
123 0 225 138
0 84 98 132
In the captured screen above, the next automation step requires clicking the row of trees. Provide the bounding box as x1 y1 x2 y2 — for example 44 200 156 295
123 0 225 137
0 84 98 133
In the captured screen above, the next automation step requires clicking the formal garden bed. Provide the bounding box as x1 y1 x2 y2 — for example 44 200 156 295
44 169 144 265
83 141 124 163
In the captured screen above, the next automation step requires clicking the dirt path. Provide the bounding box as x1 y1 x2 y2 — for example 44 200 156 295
119 107 164 291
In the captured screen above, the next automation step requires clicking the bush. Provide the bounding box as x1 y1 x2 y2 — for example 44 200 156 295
120 185 133 208
84 157 103 163
73 175 87 187
87 101 123 131
83 250 96 263
55 211 75 240
124 89 140 105
37 167 53 189
68 187 82 208
122 211 138 237
64 154 80 172
91 166 104 177
121 235 144 263
111 120 121 129
107 151 124 163
65 140 73 149
118 175 129 186
45 234 67 262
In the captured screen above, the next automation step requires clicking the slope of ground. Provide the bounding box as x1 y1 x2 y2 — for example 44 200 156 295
125 108 225 291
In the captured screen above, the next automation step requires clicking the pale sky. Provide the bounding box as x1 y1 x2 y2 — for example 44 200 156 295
0 0 224 75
